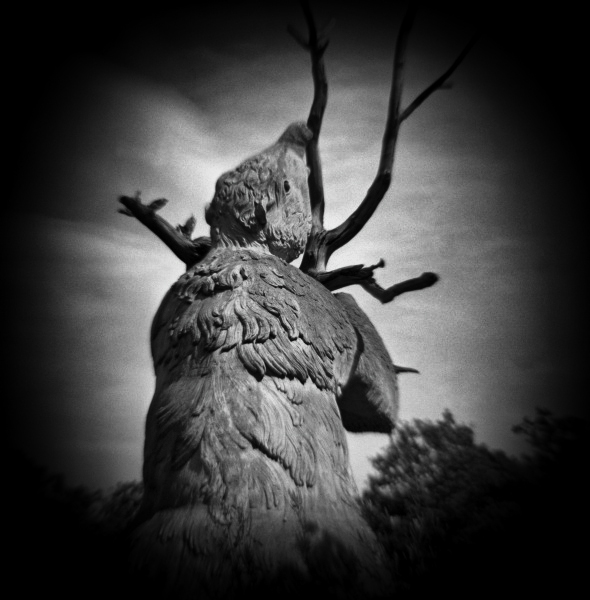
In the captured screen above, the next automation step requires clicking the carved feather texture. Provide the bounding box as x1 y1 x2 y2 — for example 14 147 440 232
152 248 351 391
131 122 396 598
142 248 361 523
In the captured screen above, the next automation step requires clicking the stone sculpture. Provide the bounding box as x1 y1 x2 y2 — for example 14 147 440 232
118 4 475 598
126 122 397 599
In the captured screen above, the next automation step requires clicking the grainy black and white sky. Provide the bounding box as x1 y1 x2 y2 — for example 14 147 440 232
6 1 587 491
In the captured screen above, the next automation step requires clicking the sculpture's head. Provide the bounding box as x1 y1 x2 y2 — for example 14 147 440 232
205 122 313 262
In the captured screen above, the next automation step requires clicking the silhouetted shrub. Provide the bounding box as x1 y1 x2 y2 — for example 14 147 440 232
362 409 589 599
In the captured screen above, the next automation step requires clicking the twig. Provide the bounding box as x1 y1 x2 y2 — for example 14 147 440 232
399 33 480 122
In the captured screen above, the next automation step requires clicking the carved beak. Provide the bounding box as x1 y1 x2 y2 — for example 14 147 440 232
254 202 267 227
277 121 313 158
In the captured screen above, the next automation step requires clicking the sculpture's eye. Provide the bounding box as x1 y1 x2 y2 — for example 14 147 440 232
283 180 291 193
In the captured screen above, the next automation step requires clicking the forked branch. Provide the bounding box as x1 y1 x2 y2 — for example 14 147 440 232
119 3 475 303
326 4 418 256
294 2 477 300
314 260 439 305
118 193 211 268
399 32 480 123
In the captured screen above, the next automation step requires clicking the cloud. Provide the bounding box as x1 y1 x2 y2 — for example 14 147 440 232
9 213 182 489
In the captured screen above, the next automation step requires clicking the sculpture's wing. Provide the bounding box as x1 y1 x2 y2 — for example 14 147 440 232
335 293 398 433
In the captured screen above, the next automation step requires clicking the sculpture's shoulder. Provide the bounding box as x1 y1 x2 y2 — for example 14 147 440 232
151 248 356 390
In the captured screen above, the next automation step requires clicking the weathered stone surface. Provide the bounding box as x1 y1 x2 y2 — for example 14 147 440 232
128 123 398 599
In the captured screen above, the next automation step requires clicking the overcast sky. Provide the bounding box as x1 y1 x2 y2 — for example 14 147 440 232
6 2 587 492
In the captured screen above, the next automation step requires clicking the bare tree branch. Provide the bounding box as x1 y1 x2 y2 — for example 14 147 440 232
325 4 418 256
286 24 310 50
394 365 420 374
310 259 385 291
118 194 210 268
399 32 480 122
290 0 331 273
361 272 439 303
119 3 474 307
326 25 479 258
289 2 477 303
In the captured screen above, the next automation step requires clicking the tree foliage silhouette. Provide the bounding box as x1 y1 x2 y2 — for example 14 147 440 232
8 407 588 598
362 409 588 599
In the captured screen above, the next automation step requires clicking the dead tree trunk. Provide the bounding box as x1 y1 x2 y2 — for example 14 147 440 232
291 0 478 302
118 1 477 299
